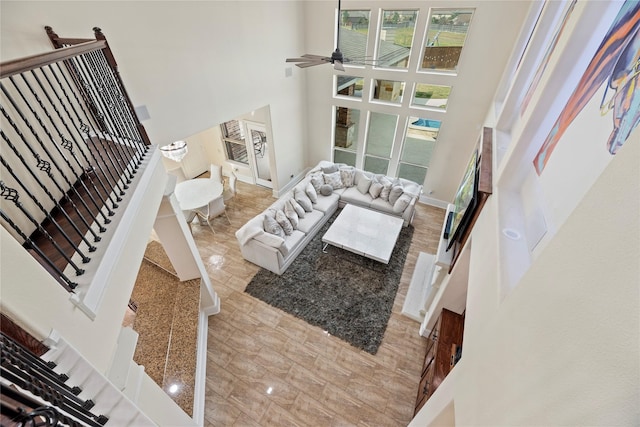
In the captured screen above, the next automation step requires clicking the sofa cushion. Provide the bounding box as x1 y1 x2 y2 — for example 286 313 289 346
294 188 313 212
254 232 285 249
319 184 333 196
393 193 413 213
379 177 393 201
279 230 306 257
370 197 395 214
275 210 294 235
401 181 422 197
341 186 373 206
313 193 340 213
263 214 285 238
389 185 404 205
309 173 324 192
296 209 324 234
356 174 372 194
369 181 383 199
321 163 339 174
305 182 318 203
284 200 299 229
339 166 356 187
324 171 343 189
289 197 306 218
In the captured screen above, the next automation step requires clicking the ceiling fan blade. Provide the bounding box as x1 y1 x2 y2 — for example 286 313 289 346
286 57 311 63
301 54 329 60
296 61 326 68
333 60 345 72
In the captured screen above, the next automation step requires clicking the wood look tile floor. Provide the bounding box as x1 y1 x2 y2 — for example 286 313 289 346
191 181 446 426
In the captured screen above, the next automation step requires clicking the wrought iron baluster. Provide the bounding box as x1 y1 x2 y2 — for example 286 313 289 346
49 62 124 203
66 55 131 191
20 71 112 224
1 82 106 235
71 54 134 186
1 130 97 251
1 157 90 264
0 211 77 291
0 103 103 242
89 49 145 165
84 50 140 173
0 182 85 276
1 333 110 426
42 64 119 213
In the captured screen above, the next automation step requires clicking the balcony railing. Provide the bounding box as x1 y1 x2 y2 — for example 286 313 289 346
0 27 151 291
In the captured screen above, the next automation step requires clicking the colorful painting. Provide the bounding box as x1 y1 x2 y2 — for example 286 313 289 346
534 1 640 175
520 0 577 117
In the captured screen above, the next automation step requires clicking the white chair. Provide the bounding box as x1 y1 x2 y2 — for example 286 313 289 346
182 209 197 233
197 195 230 232
209 164 223 185
223 171 237 202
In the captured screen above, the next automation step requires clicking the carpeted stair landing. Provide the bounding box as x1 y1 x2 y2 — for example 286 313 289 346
128 240 200 416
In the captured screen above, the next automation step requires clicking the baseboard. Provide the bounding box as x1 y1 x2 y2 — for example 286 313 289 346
191 310 209 426
419 195 449 209
273 168 311 198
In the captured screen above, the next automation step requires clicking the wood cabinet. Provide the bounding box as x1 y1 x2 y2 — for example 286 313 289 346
414 308 464 414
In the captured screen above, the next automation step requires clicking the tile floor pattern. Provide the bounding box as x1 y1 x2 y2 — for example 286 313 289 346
190 181 446 426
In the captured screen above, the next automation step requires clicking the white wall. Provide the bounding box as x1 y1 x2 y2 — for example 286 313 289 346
412 1 640 423
454 130 640 426
0 0 309 191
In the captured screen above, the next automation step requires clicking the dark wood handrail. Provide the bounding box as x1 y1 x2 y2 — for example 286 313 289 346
0 40 106 79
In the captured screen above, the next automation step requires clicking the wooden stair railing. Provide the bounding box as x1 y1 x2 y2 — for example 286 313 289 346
0 27 152 291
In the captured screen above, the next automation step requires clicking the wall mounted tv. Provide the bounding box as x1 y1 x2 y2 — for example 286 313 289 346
444 127 493 270
446 148 480 250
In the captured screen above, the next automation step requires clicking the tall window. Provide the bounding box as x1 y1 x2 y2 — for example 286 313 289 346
376 10 418 69
333 107 360 166
398 117 441 183
221 120 248 164
420 9 474 72
332 7 474 184
339 10 370 65
364 112 397 174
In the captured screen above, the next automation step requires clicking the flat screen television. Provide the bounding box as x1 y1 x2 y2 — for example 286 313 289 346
446 148 480 250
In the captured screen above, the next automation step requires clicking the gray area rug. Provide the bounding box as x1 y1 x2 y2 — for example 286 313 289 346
245 209 414 354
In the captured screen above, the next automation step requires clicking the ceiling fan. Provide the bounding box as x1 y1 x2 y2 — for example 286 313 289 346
286 0 348 71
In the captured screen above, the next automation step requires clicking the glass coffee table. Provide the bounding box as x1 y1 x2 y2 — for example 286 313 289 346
322 204 404 264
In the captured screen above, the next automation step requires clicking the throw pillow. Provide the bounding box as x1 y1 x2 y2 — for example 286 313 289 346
263 214 285 238
290 197 306 218
339 166 356 187
284 200 299 229
379 177 393 201
356 174 372 194
275 209 294 236
294 188 313 212
393 193 413 213
319 184 333 196
323 171 344 189
309 173 324 192
389 185 404 205
369 181 383 199
321 163 339 174
305 182 318 203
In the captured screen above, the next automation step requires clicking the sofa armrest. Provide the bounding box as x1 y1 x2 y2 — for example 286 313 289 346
240 238 284 275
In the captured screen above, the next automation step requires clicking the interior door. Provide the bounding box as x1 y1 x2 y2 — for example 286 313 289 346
246 122 272 188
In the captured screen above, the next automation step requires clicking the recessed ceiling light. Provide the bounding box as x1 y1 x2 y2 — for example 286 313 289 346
502 228 521 240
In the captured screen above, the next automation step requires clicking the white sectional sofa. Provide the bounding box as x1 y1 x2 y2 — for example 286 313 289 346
235 160 423 275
